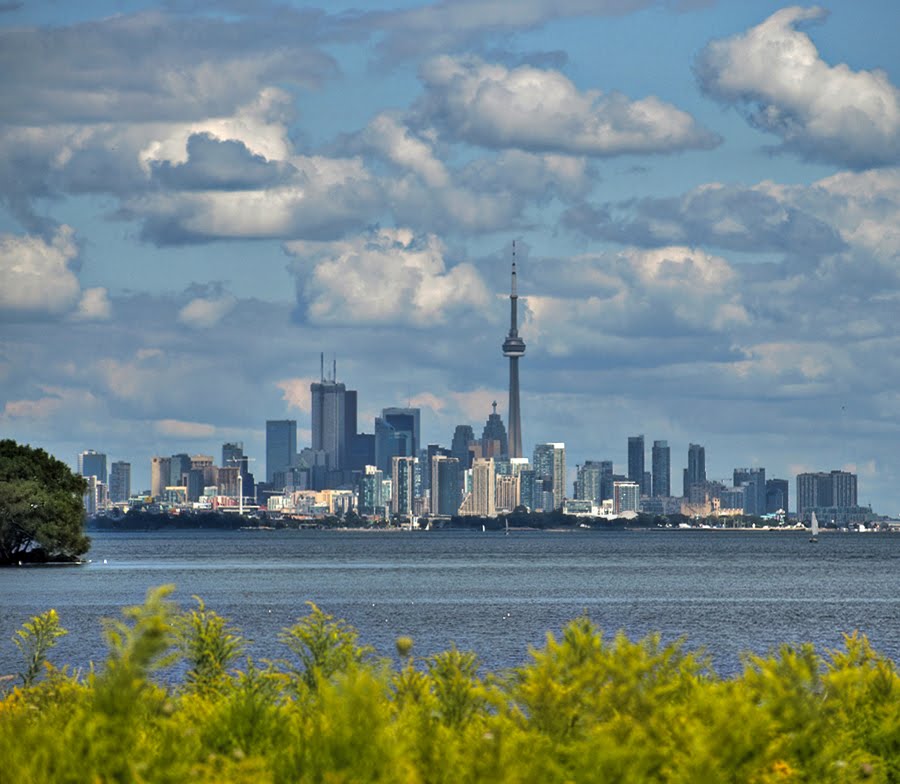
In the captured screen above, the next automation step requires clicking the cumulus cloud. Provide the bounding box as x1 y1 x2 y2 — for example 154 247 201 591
178 294 237 329
696 6 900 168
154 418 217 438
276 377 318 413
129 153 380 244
564 181 846 254
526 246 748 356
0 226 81 318
72 288 112 321
286 228 491 326
415 55 719 156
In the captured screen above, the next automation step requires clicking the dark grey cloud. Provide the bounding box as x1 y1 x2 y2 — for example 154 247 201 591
368 0 664 65
0 9 339 126
151 133 296 191
563 184 846 255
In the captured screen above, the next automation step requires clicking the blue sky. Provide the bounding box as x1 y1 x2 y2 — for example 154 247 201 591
2 0 900 513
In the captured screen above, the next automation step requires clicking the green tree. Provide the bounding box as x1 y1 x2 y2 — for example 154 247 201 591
0 439 90 565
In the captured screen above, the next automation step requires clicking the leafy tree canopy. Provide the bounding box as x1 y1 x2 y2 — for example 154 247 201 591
0 439 90 565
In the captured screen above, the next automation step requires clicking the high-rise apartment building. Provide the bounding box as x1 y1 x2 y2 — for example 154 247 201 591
431 455 462 515
266 420 297 484
533 442 566 511
78 450 107 483
796 471 857 515
495 474 519 512
613 480 641 514
652 440 670 498
627 436 645 494
358 465 384 516
109 461 131 503
391 456 416 517
575 461 605 503
734 467 766 515
471 457 496 517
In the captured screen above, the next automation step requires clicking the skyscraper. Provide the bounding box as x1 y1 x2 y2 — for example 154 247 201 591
766 478 789 514
575 461 604 503
502 242 526 458
374 408 420 475
796 470 857 515
684 443 706 496
652 440 670 498
450 425 475 471
266 420 297 484
391 456 416 517
734 467 766 516
627 436 644 493
150 456 171 499
78 450 107 483
431 455 462 516
471 457 496 517
480 401 508 458
109 461 131 503
311 366 357 472
533 442 566 511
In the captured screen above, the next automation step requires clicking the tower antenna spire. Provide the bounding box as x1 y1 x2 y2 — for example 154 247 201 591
320 352 324 383
502 240 526 458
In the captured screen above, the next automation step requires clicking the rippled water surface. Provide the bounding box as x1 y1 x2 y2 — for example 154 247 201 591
2 528 898 678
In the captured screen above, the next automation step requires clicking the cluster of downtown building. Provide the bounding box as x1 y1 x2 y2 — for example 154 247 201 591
77 409 873 528
74 256 875 528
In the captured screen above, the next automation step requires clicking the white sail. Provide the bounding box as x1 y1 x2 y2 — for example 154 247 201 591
810 512 819 537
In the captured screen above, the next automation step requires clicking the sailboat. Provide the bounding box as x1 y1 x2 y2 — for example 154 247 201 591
809 511 819 543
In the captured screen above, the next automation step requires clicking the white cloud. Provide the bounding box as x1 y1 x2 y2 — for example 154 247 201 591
697 6 900 168
417 55 718 156
526 245 748 355
0 226 81 318
287 228 491 326
72 287 112 321
154 418 217 438
276 377 318 413
178 294 237 329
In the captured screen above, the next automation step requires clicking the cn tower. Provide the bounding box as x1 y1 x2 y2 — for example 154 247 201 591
502 241 526 458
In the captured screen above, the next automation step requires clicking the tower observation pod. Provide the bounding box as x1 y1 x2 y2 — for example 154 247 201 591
502 241 526 459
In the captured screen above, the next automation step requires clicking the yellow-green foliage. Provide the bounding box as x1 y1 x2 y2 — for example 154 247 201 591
2 588 899 783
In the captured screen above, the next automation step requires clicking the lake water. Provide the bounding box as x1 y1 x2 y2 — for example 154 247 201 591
1 528 898 679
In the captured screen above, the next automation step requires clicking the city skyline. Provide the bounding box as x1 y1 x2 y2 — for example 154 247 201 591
1 3 900 513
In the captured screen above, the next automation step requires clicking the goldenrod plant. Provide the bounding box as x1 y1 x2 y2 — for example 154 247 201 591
2 588 898 782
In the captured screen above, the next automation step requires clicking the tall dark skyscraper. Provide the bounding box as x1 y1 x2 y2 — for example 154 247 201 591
266 420 296 484
502 241 525 459
627 436 644 491
310 358 357 472
684 443 706 496
652 440 670 497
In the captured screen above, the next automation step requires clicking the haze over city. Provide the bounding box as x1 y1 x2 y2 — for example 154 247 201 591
1 1 899 513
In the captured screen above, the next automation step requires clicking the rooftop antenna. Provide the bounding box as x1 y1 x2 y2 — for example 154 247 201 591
332 355 336 383
320 352 324 383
